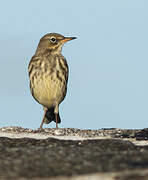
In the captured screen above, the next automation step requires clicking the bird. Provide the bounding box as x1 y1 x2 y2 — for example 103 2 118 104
28 33 76 128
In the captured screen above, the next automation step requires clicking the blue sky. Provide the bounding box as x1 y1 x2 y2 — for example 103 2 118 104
0 0 148 129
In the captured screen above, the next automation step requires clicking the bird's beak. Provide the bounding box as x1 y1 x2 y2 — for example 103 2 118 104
62 37 77 43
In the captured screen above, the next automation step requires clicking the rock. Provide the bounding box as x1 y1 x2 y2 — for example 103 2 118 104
0 127 148 179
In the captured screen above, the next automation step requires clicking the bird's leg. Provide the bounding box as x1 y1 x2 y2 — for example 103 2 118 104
40 108 47 129
54 105 59 129
55 113 58 129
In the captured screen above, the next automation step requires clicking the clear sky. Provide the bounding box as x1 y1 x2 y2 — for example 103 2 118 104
0 0 148 129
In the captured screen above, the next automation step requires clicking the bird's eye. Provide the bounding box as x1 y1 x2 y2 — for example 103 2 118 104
50 37 56 43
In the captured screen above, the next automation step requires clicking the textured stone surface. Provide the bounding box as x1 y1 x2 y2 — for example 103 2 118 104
0 127 148 180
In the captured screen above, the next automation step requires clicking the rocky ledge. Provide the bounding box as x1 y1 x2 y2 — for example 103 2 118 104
0 127 148 180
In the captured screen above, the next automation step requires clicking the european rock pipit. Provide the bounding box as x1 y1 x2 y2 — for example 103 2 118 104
28 33 76 128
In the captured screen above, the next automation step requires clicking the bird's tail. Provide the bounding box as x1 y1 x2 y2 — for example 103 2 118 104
44 108 61 124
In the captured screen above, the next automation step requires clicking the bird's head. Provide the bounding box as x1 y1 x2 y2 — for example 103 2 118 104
36 33 76 54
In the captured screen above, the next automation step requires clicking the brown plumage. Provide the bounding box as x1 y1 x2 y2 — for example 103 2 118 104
28 33 76 128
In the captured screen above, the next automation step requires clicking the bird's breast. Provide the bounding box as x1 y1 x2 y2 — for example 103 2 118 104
30 54 68 108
